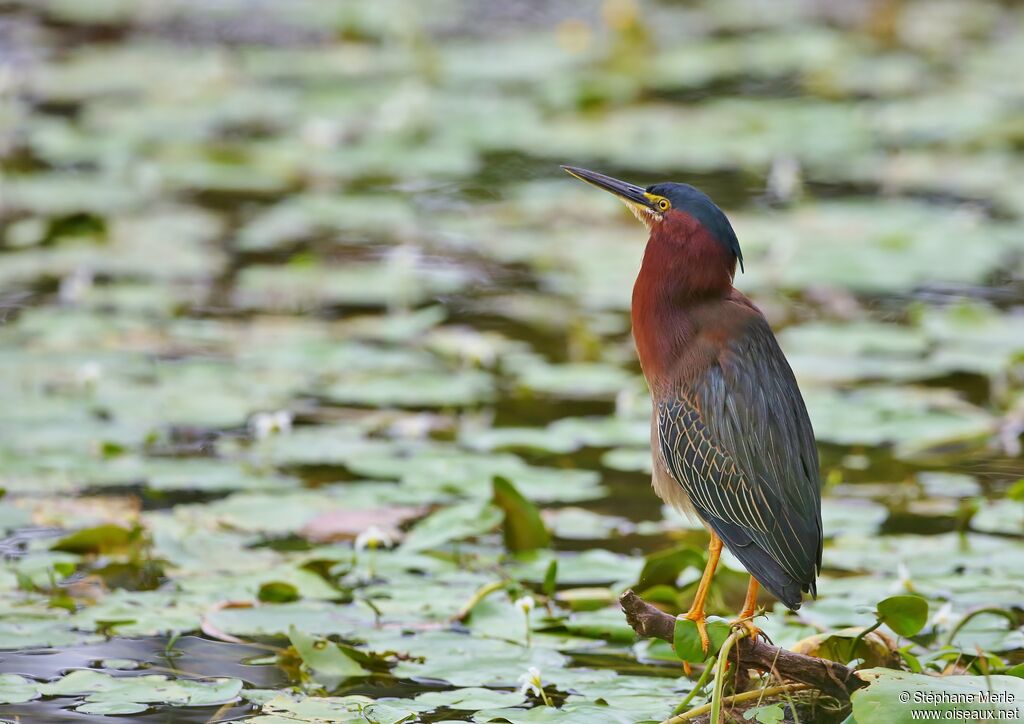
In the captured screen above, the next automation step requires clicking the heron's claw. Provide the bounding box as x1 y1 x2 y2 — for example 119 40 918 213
730 615 770 644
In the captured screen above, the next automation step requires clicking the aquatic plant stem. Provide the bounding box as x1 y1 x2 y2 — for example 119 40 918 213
672 655 716 715
454 580 506 622
710 629 747 722
943 606 1016 647
848 619 882 662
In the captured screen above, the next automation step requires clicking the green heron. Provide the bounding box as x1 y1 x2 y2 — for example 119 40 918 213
563 166 822 651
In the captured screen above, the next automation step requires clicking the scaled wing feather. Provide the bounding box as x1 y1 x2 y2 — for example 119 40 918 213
657 314 822 606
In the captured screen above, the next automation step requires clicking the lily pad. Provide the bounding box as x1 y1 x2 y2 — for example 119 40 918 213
401 501 503 553
288 625 368 687
852 669 1024 723
0 674 40 705
803 385 995 459
252 692 425 723
38 669 242 708
233 256 470 311
876 595 929 637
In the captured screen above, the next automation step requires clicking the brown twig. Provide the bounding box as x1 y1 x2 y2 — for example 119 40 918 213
619 589 866 701
661 683 812 723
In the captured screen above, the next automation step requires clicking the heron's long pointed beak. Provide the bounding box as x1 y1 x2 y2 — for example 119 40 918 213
561 166 657 211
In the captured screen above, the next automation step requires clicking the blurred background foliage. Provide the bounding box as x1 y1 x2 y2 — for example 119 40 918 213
0 0 1023 721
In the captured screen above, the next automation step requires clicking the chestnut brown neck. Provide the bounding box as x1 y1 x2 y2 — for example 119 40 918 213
631 211 737 387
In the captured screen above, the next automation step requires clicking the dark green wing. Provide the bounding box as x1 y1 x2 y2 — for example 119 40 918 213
658 315 822 609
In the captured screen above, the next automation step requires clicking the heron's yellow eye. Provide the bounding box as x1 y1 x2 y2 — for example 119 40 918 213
656 198 670 212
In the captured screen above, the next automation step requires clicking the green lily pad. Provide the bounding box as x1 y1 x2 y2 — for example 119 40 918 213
780 321 935 384
258 582 302 604
972 499 1024 535
51 524 137 555
401 501 503 553
876 595 929 637
237 193 418 252
852 669 1024 724
673 616 732 663
253 692 425 723
38 669 242 707
561 607 639 645
917 301 1024 377
288 625 369 687
325 369 494 408
736 200 1023 294
544 507 632 540
204 601 375 639
233 258 470 311
0 674 40 705
803 385 994 459
508 358 638 399
414 686 525 710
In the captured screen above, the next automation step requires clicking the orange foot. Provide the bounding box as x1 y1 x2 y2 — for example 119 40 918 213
682 610 710 654
729 616 770 644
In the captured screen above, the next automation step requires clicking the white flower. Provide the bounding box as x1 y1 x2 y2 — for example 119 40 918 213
894 562 912 591
389 413 435 440
514 596 535 615
767 156 803 202
517 666 551 705
931 602 955 629
249 410 293 439
517 667 543 697
60 267 93 304
76 361 103 388
355 526 393 551
431 329 498 366
301 117 340 148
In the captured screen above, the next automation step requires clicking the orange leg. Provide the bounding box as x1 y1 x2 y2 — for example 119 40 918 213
681 532 723 654
731 576 763 639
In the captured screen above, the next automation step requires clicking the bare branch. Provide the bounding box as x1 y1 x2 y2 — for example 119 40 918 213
619 589 866 701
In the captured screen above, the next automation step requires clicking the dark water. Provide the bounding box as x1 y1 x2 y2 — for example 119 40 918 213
0 637 277 722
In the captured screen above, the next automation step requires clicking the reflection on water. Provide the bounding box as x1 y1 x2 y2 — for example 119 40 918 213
0 636 285 723
0 636 287 687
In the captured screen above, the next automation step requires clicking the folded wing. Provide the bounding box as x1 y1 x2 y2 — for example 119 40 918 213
658 314 822 609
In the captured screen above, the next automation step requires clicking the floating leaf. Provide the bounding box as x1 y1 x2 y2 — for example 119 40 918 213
258 582 301 604
852 669 1024 724
673 616 731 663
77 701 149 715
287 625 368 687
876 595 929 637
51 524 136 555
414 686 524 710
255 692 425 723
37 669 241 708
744 703 786 723
0 674 40 705
400 501 503 553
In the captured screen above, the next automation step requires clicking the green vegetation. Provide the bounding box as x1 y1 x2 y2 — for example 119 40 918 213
0 0 1022 721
